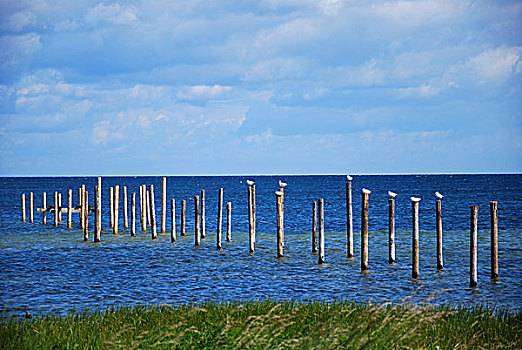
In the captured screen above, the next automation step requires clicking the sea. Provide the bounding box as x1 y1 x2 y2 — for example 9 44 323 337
0 174 521 317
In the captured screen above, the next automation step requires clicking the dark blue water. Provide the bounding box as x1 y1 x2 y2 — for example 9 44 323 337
1 175 521 317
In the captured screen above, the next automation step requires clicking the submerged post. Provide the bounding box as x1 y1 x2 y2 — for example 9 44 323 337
22 193 26 222
361 191 369 272
346 182 353 258
181 200 186 236
94 177 101 243
131 192 136 236
436 199 443 270
388 198 396 264
81 185 85 227
226 201 232 242
150 185 157 239
110 186 114 229
30 192 34 223
252 185 256 238
201 189 206 239
67 189 72 229
217 188 223 250
490 201 498 279
276 191 284 258
171 198 176 243
161 177 166 234
79 187 83 228
54 191 59 227
113 185 119 234
318 198 325 264
194 195 200 246
412 198 421 279
146 189 151 227
83 191 89 241
123 186 128 229
42 192 47 225
58 193 62 222
312 201 317 253
248 186 255 253
141 185 146 232
470 205 478 287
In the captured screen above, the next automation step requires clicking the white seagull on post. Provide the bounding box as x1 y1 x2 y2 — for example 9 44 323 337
246 180 255 186
346 175 353 181
279 180 287 188
362 188 372 194
388 191 398 198
275 190 284 196
410 196 422 202
435 191 444 199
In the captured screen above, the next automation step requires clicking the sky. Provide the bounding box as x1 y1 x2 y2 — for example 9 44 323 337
0 0 521 176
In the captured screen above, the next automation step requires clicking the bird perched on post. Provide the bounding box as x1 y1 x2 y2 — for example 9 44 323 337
346 175 353 181
275 190 284 196
388 191 398 198
362 188 372 194
279 180 287 188
435 191 443 199
410 196 422 202
246 180 255 186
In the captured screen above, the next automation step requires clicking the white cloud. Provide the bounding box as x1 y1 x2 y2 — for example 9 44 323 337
85 3 138 25
176 85 232 100
464 47 521 85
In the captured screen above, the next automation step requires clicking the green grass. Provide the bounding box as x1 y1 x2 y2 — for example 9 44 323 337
1 300 520 349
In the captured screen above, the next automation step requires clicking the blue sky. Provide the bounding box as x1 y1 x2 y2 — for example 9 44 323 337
1 0 521 176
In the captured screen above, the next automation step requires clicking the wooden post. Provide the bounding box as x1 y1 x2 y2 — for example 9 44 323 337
150 185 157 239
54 191 59 227
110 186 114 229
217 188 223 249
161 177 166 234
95 177 101 242
470 205 478 287
226 202 232 242
276 191 284 258
113 185 119 234
312 201 317 253
318 198 325 264
171 198 176 243
436 200 443 270
67 189 72 229
412 199 420 279
123 186 128 229
388 198 396 264
252 185 256 237
81 185 85 228
346 182 353 258
83 191 89 241
181 200 186 236
22 193 26 222
201 189 206 239
29 192 34 223
58 193 62 222
146 189 151 227
131 192 136 237
194 195 200 246
141 185 146 232
42 192 47 225
79 187 83 228
361 192 369 271
248 186 255 253
490 201 498 279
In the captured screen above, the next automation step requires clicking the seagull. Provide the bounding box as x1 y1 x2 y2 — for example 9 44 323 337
362 188 372 194
25 310 32 319
435 191 444 199
279 180 287 188
346 175 353 181
275 190 284 196
410 196 422 202
388 191 398 198
246 180 255 186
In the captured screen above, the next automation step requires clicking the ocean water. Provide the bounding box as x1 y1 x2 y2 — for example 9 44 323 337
0 174 521 317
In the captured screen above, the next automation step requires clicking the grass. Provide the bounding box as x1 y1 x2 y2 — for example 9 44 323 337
1 300 521 349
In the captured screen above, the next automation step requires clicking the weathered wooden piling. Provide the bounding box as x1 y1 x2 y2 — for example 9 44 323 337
67 189 72 229
123 186 128 229
81 185 85 228
150 185 157 239
490 201 498 279
226 202 232 242
217 188 223 250
436 200 443 270
412 199 420 279
161 177 166 234
30 192 34 223
110 186 114 229
94 177 101 243
146 189 151 227
252 185 256 236
83 191 88 241
276 191 284 258
79 187 83 228
312 201 317 253
388 198 396 264
131 192 136 237
171 198 176 243
318 198 325 264
201 189 206 239
470 205 478 287
346 182 353 258
54 191 59 227
58 193 62 222
248 185 255 253
181 200 186 236
140 185 146 232
42 192 47 225
361 192 369 271
194 195 200 246
113 185 119 234
22 193 26 222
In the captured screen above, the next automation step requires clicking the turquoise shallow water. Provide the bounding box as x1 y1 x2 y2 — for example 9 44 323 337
1 175 521 316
